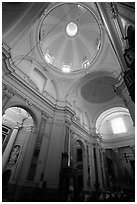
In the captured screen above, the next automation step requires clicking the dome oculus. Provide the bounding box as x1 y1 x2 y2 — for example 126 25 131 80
66 21 78 37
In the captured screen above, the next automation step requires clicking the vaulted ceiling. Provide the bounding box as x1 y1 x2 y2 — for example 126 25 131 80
2 2 134 142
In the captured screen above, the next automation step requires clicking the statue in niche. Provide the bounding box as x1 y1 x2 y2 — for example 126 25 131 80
8 145 21 167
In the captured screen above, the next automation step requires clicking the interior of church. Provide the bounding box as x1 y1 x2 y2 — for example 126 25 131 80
2 2 135 202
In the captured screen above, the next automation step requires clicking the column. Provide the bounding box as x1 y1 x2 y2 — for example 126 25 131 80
99 147 107 190
2 123 21 172
92 143 100 192
82 150 89 192
69 129 74 166
113 148 124 187
35 111 49 153
62 119 71 167
114 77 135 125
28 111 49 182
102 148 109 189
35 112 49 183
113 148 121 177
95 144 104 190
89 143 96 191
86 144 91 190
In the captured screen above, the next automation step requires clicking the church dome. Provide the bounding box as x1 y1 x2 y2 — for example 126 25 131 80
39 3 102 73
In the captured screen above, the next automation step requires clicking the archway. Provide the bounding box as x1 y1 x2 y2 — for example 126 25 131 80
95 107 135 191
2 106 35 178
69 135 89 198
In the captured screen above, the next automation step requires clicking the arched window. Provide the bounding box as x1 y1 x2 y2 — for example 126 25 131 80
111 117 126 134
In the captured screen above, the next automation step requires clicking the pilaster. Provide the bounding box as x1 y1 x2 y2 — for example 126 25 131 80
27 111 49 182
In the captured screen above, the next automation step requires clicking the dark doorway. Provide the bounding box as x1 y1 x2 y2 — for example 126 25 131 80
2 169 12 197
2 169 12 186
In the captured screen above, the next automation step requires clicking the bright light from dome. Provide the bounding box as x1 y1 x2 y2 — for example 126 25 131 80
45 53 53 64
62 64 71 73
111 117 127 134
66 22 78 37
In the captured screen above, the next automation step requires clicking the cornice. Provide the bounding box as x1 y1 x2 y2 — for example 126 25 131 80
71 118 91 137
2 71 75 119
101 134 134 148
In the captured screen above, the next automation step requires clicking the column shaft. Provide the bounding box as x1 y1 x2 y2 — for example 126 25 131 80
83 152 89 192
89 145 96 190
102 150 109 189
2 125 20 172
63 119 71 167
28 112 48 181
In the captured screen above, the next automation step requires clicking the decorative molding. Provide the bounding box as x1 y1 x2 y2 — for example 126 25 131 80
65 118 71 126
3 84 15 98
41 111 50 120
25 99 33 106
14 122 23 129
7 145 21 168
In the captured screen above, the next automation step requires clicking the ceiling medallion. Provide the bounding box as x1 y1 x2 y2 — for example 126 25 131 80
66 21 78 37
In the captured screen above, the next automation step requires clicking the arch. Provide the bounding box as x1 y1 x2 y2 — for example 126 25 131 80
11 56 59 100
92 103 126 129
95 107 134 140
66 70 119 102
3 103 38 130
95 106 129 132
76 138 86 154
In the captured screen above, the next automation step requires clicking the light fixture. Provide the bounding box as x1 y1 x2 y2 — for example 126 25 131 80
62 64 71 73
66 21 78 37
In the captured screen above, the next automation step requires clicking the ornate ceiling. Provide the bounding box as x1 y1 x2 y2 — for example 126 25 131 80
2 2 134 141
39 3 101 73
